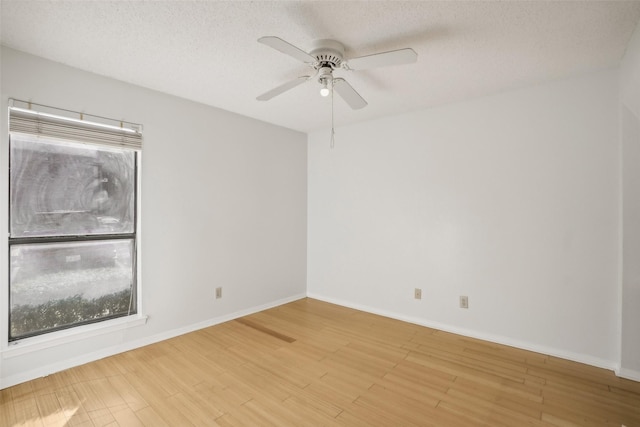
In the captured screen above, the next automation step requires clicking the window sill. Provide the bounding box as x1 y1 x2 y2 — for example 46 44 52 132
2 314 148 359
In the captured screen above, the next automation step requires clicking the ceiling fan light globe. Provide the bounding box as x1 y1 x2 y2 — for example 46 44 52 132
320 87 330 97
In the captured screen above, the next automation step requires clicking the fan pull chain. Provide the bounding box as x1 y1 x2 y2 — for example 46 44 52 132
330 81 335 149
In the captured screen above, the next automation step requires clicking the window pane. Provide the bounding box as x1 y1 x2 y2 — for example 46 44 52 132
10 239 136 340
10 134 135 237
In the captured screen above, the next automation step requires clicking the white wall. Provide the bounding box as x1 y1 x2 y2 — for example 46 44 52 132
620 19 640 380
308 69 620 368
0 47 307 388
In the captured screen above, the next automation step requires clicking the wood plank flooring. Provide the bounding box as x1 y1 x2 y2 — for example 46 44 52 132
1 298 639 426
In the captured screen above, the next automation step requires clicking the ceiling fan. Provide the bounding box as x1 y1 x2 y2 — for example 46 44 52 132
256 36 418 110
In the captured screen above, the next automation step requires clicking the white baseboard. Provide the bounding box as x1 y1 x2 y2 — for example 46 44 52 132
615 367 640 382
306 292 617 372
1 293 306 389
4 292 630 389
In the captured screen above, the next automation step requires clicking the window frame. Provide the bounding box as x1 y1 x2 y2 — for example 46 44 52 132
5 101 143 344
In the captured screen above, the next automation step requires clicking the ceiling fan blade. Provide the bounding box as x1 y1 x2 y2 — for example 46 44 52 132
333 78 367 110
347 48 417 70
258 36 316 63
257 76 310 101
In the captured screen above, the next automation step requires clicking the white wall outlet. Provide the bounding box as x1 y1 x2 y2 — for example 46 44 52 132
414 288 422 300
215 287 222 299
460 295 469 309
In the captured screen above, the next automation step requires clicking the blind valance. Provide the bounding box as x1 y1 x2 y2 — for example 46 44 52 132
9 99 142 150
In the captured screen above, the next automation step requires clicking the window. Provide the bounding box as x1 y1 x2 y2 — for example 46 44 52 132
8 100 142 341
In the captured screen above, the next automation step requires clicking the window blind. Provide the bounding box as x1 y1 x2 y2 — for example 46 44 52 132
8 99 142 150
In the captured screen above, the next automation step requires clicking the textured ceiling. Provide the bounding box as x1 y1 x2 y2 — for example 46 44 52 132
1 1 640 133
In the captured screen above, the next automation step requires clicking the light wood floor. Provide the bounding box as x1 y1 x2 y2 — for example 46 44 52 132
1 298 639 426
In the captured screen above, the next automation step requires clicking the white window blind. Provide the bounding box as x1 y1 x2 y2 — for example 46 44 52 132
8 99 142 150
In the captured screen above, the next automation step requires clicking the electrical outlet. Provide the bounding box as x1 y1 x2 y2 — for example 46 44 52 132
414 288 422 300
460 295 468 309
215 287 222 299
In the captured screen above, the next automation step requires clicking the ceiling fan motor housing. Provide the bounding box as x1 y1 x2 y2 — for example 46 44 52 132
310 39 345 69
